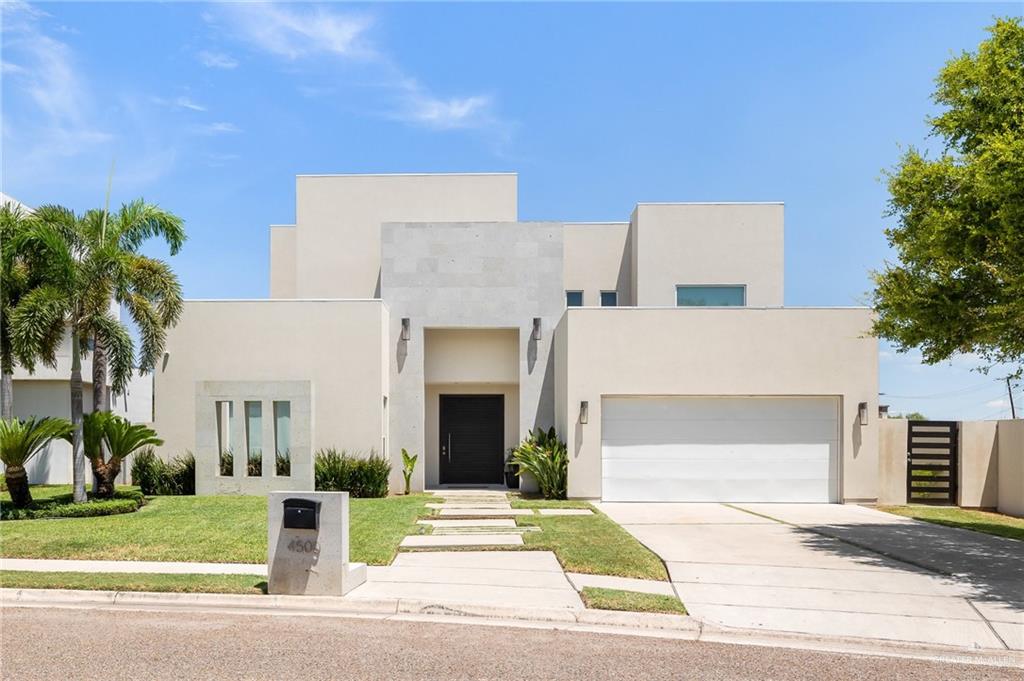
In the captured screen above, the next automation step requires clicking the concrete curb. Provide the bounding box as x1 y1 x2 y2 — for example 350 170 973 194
2 588 1021 669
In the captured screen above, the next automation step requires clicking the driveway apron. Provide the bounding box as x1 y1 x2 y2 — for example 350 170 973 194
596 502 1022 650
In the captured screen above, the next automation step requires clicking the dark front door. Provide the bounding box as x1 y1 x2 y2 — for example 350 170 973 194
439 395 505 485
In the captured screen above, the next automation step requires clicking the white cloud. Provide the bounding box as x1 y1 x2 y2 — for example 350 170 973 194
174 96 206 112
1 4 114 178
197 50 238 70
193 121 241 135
215 3 373 60
207 3 505 136
986 398 1009 409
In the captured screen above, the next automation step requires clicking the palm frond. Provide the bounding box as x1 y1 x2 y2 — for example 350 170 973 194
82 411 117 464
103 415 163 462
115 199 187 255
0 417 74 467
8 285 69 372
89 312 134 394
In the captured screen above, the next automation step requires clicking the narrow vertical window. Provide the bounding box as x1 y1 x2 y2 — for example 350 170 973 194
245 401 263 477
216 401 234 476
273 401 291 477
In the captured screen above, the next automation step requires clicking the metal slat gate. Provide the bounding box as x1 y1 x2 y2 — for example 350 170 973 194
906 420 958 505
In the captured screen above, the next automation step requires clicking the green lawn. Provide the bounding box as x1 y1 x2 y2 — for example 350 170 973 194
1 487 434 566
513 499 668 581
878 505 1024 541
580 587 686 615
0 570 266 594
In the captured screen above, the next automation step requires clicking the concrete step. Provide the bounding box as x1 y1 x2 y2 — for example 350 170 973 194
429 526 538 535
438 508 535 517
400 534 524 548
418 519 517 528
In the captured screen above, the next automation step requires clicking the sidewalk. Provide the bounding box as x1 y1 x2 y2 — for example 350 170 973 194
3 586 1022 670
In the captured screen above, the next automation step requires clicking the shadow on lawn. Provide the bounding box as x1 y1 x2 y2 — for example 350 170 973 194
793 522 1024 610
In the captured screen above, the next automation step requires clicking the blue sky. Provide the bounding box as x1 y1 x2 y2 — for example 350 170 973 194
2 1 1021 419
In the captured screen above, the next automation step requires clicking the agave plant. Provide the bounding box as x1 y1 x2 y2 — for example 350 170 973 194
401 448 418 495
0 417 74 507
510 427 567 500
84 412 163 498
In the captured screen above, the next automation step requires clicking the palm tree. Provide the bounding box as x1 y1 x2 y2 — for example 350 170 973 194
8 207 135 503
83 200 185 412
0 202 61 420
84 411 163 497
0 417 74 507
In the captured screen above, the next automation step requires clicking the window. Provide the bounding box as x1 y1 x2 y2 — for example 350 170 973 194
600 291 618 307
273 401 291 477
245 401 263 477
216 401 234 476
676 285 746 307
566 290 584 307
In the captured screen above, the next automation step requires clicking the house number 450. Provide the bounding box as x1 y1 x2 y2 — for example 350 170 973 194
287 538 317 554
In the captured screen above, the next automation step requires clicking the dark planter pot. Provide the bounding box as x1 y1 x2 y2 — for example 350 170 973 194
504 462 520 489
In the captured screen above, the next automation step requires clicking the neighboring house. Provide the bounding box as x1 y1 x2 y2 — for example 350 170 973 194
2 194 153 485
153 173 879 503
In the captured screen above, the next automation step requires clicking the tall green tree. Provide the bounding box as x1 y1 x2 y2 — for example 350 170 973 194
9 207 135 503
871 18 1024 375
82 199 185 413
0 203 63 420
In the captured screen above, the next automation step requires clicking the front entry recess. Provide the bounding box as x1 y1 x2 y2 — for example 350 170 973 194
439 395 504 485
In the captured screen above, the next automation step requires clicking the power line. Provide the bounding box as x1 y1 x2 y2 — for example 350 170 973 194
880 381 1000 400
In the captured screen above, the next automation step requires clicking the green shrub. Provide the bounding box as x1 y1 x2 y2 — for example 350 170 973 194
247 450 262 477
511 427 567 500
219 449 234 476
276 450 291 477
131 449 195 496
314 448 390 498
2 488 144 520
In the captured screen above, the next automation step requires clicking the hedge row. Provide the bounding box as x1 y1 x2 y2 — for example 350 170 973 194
1 489 145 521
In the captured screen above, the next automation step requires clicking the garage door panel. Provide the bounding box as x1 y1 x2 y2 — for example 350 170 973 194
601 419 839 443
602 456 833 481
603 476 835 503
603 397 839 422
602 443 836 463
601 397 839 503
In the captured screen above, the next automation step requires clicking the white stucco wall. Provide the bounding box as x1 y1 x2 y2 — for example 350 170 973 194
998 420 1024 517
563 222 632 306
294 173 518 299
555 307 878 500
632 203 784 308
269 225 297 298
424 329 518 385
153 300 389 478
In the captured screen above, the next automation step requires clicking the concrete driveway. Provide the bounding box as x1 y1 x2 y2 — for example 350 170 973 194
596 502 1023 651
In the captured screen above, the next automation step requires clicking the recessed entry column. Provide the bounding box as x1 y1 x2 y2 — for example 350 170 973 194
423 328 520 488
380 220 564 492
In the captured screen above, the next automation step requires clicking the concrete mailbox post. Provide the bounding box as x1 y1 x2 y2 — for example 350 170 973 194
267 491 367 596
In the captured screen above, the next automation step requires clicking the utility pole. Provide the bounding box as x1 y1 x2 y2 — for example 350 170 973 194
1007 376 1017 419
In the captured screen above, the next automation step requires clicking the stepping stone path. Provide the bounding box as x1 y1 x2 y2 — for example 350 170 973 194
400 490 539 549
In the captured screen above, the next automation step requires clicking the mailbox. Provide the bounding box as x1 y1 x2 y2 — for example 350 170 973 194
282 498 320 530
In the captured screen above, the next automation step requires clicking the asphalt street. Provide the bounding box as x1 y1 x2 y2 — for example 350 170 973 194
1 607 1019 681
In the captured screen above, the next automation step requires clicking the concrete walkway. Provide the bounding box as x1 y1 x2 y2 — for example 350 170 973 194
350 550 584 610
597 502 1024 651
404 490 535 547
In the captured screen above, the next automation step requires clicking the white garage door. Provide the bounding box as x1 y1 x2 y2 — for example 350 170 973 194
601 396 840 503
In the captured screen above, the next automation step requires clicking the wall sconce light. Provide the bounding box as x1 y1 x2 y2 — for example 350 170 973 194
401 317 411 341
858 401 868 426
532 317 542 341
580 400 589 424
